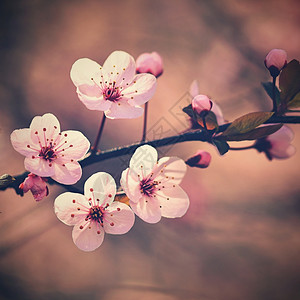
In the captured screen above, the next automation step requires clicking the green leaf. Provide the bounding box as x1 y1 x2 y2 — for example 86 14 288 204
287 92 300 109
220 124 282 141
279 59 300 106
261 81 280 104
221 112 274 137
213 139 229 155
0 174 15 189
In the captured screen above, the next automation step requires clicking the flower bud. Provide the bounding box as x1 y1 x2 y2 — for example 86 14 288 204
191 95 213 116
185 150 211 168
254 125 296 160
19 173 49 201
136 52 163 78
264 49 287 77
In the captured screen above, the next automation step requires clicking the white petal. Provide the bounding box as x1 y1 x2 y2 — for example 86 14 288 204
211 102 225 125
24 156 55 177
29 113 60 143
77 90 112 111
120 168 142 203
58 130 90 160
103 51 135 86
70 58 102 87
103 202 135 234
270 143 296 159
123 73 157 106
129 145 158 177
156 185 189 218
11 128 39 157
72 220 105 252
84 172 116 207
104 99 143 119
130 196 161 224
51 161 82 184
54 192 90 226
153 157 187 185
269 125 294 143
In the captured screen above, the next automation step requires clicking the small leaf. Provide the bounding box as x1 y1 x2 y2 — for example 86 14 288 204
279 59 300 105
261 81 280 104
0 174 15 189
213 139 229 155
183 104 196 120
222 112 274 137
287 92 300 109
221 124 282 141
115 194 130 206
197 111 219 131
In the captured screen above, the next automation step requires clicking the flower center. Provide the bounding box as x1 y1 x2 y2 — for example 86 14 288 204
103 82 121 102
88 206 104 223
39 143 57 162
140 178 157 196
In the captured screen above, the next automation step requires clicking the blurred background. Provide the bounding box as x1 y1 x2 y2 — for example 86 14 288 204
0 0 300 299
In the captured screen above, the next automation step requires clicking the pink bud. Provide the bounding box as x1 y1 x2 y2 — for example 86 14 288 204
136 52 163 78
19 173 49 201
185 150 211 168
264 49 287 77
191 95 213 116
254 125 296 160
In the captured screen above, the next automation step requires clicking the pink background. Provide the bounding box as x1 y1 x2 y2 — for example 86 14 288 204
0 0 300 299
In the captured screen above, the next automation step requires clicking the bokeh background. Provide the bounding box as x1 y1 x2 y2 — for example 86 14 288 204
0 0 300 299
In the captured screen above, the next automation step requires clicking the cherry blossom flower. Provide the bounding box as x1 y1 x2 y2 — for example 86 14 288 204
185 150 211 168
70 51 157 119
19 173 49 201
136 51 163 78
54 172 135 251
10 113 90 185
264 49 287 77
120 145 189 224
254 125 296 160
189 80 225 125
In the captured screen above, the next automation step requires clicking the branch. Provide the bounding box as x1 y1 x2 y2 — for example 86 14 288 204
1 115 300 194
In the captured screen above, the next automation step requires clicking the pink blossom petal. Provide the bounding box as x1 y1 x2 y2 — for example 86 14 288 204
129 145 158 177
72 220 105 252
211 102 225 125
77 83 103 98
120 168 142 203
84 172 116 207
189 80 199 98
24 156 55 177
269 125 294 143
54 192 90 226
70 58 102 87
103 51 135 86
156 185 189 218
130 195 161 223
51 161 82 184
77 90 112 111
29 113 60 143
103 202 135 234
269 143 296 159
58 130 90 160
123 73 157 106
105 99 143 119
153 157 187 185
11 128 39 157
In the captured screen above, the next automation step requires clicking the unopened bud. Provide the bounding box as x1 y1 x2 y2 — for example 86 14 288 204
185 150 211 168
191 95 212 117
136 52 163 78
264 49 287 77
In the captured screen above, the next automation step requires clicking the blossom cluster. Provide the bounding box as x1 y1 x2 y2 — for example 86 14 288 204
8 48 297 252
